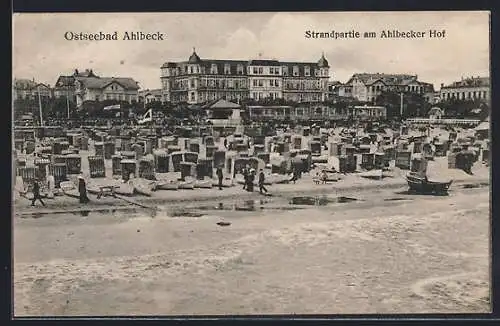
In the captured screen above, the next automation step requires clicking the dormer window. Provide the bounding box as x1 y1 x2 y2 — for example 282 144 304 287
211 64 218 74
282 66 288 76
305 66 310 76
224 64 231 74
293 66 299 76
237 64 244 75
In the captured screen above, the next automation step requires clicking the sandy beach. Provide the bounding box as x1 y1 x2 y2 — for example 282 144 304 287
13 176 490 316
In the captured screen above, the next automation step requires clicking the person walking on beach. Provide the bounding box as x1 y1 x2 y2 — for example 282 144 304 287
290 167 298 184
242 166 249 190
216 166 224 190
258 169 268 195
247 169 255 192
78 175 90 204
31 179 46 207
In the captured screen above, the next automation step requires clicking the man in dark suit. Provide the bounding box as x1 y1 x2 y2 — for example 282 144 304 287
31 179 46 207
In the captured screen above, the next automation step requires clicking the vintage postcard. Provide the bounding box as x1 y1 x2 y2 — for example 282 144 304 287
12 11 490 316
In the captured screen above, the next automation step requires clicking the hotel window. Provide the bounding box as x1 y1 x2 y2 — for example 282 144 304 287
211 64 218 74
293 66 299 76
258 67 263 74
224 64 231 74
315 69 319 76
190 92 195 101
305 66 310 76
190 66 194 74
282 66 288 76
269 67 274 74
237 64 244 75
253 80 258 87
258 80 264 87
190 79 195 88
253 67 258 74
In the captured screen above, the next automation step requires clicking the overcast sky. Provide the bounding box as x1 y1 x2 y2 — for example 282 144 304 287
13 11 490 90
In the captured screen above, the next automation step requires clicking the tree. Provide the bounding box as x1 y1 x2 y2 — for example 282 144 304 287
375 91 431 119
436 98 489 118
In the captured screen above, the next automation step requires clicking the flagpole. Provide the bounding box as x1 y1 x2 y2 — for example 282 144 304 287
66 88 70 119
400 92 404 118
38 85 44 126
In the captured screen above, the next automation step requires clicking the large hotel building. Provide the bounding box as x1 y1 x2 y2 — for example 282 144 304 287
160 49 330 104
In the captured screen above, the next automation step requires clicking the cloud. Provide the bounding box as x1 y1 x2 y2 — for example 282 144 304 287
13 12 489 90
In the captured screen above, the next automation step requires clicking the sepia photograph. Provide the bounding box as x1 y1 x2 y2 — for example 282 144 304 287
12 11 491 316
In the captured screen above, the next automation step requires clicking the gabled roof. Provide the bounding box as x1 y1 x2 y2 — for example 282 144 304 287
55 76 76 88
76 77 139 90
346 73 418 86
206 99 241 109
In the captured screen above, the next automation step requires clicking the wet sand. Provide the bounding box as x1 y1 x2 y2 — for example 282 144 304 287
14 184 490 315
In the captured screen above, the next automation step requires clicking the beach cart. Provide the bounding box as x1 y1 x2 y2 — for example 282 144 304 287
88 156 106 178
204 136 215 147
51 163 67 188
104 142 116 159
139 156 155 180
121 159 137 181
94 142 104 157
132 143 144 160
65 154 82 175
213 150 226 168
205 145 217 158
197 158 214 179
395 151 411 170
112 155 123 176
153 150 169 173
180 162 197 181
189 142 200 153
184 151 199 164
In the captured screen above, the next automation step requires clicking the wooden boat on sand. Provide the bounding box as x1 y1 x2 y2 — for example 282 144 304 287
406 172 452 194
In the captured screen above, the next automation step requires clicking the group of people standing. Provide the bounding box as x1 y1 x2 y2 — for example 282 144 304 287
215 164 269 195
242 166 268 195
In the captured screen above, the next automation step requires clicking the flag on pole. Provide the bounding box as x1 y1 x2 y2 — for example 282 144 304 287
103 104 121 111
137 108 153 124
